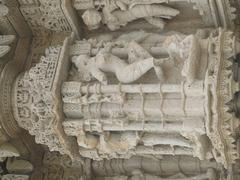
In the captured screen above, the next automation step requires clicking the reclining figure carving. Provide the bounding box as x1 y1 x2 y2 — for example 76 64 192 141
72 41 168 84
81 0 180 31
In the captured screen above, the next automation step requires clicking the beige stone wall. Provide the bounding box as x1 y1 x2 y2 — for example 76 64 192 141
0 0 240 180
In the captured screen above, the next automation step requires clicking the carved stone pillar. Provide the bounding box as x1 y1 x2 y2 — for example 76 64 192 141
91 156 221 178
62 81 205 118
11 28 240 175
0 0 240 179
0 35 15 58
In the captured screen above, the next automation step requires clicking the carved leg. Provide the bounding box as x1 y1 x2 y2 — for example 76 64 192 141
144 17 166 29
153 57 171 80
116 58 155 83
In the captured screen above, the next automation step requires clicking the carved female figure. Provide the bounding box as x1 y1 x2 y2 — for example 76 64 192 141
72 41 167 84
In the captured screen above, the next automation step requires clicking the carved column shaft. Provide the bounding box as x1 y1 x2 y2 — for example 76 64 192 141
63 119 205 134
62 81 205 119
91 156 221 177
64 98 204 118
62 82 204 96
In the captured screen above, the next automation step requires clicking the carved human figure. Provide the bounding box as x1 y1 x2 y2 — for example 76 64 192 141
72 41 167 84
163 34 201 84
82 1 180 31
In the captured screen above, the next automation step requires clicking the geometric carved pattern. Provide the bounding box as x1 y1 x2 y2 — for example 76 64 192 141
13 46 73 156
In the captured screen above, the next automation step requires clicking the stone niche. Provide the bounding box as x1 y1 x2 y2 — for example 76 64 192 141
63 28 240 165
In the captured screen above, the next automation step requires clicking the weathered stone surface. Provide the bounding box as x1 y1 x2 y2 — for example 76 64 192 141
0 4 9 17
6 159 33 174
0 0 240 180
0 35 15 57
2 174 29 180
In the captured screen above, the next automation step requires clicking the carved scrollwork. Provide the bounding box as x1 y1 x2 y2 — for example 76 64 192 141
13 46 72 156
19 0 72 34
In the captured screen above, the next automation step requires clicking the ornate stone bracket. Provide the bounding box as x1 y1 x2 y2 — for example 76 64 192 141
13 35 79 158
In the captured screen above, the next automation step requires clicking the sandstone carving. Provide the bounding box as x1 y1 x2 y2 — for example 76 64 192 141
81 1 179 31
72 41 167 84
1 1 240 180
163 34 200 84
13 46 75 157
58 29 239 163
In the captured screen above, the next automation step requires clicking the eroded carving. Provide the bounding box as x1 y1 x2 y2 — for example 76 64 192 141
59 31 213 160
2 0 240 179
0 35 15 58
80 1 179 31
58 29 240 165
163 34 201 84
72 41 167 84
42 151 85 180
13 46 72 156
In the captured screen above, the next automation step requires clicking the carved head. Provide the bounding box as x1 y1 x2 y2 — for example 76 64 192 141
82 9 102 30
72 55 90 68
71 55 93 82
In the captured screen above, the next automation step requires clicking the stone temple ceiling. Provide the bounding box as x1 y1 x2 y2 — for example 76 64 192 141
0 0 240 180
